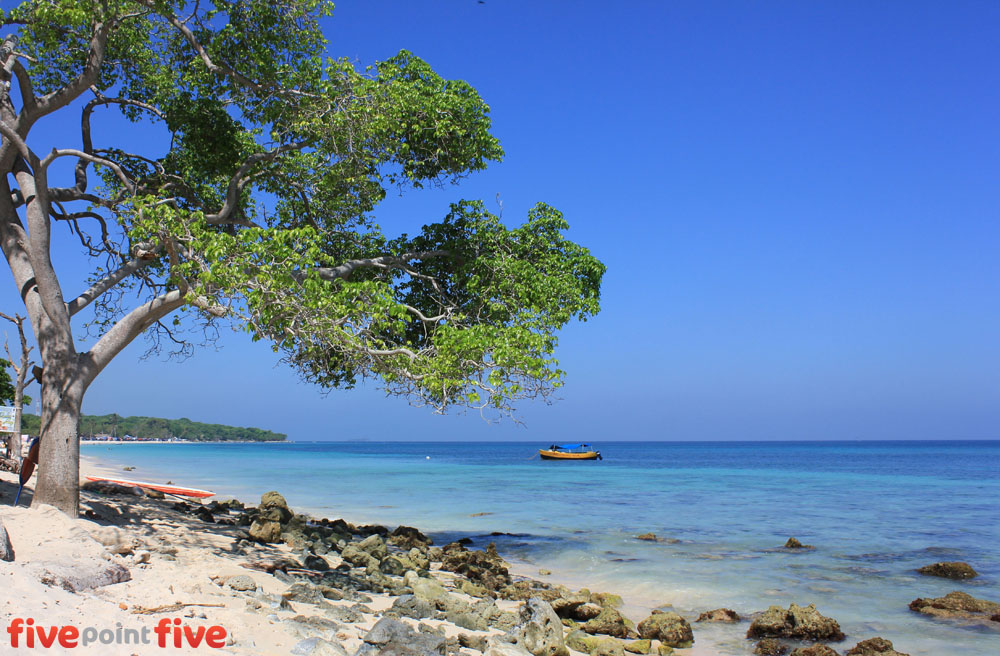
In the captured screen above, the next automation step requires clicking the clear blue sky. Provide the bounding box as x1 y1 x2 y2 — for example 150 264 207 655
8 1 1000 441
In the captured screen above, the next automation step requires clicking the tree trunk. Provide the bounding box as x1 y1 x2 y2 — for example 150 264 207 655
30 381 84 515
29 334 84 516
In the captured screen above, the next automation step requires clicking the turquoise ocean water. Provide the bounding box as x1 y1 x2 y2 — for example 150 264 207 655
82 441 1000 655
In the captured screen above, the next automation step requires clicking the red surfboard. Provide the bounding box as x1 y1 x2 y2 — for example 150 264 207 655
85 475 215 498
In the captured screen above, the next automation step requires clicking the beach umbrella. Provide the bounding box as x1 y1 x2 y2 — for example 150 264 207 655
14 436 39 506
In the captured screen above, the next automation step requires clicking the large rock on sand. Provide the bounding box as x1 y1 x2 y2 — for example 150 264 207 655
440 541 511 592
249 519 282 543
389 525 432 550
358 534 388 560
908 591 1000 624
566 631 626 656
404 570 447 602
0 520 13 561
485 638 535 656
746 604 845 642
10 506 132 592
357 617 445 656
515 598 569 656
37 559 131 592
584 606 633 639
259 491 293 523
636 611 693 648
845 637 911 656
916 561 978 580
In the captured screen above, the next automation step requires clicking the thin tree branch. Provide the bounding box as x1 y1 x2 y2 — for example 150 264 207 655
307 250 450 282
204 142 308 224
84 289 187 383
67 247 161 317
41 148 136 194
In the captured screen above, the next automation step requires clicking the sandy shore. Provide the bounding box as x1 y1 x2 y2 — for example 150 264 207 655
0 462 659 656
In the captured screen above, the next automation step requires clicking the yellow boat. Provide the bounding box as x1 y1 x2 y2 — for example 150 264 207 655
539 443 602 460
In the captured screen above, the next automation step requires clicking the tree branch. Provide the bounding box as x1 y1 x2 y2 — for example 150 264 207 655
41 148 136 194
25 20 110 126
66 247 160 317
9 59 37 118
307 250 450 282
84 289 187 384
48 95 165 201
204 142 308 224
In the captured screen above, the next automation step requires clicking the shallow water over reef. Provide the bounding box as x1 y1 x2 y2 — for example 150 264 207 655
83 440 1000 655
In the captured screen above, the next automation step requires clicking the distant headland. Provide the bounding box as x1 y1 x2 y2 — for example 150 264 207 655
19 413 287 443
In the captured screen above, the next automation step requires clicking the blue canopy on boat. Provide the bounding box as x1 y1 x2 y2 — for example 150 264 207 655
552 443 591 450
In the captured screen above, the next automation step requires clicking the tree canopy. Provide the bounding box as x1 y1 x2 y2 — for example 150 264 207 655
0 0 604 512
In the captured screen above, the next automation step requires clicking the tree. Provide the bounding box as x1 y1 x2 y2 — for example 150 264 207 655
0 1 605 515
0 311 33 470
0 358 14 406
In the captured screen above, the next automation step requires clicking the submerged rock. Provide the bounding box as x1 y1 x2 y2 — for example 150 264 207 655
908 590 1000 624
746 604 844 642
753 638 789 655
784 537 814 550
788 646 837 656
635 533 679 544
845 637 911 656
695 608 740 623
636 611 692 648
916 561 978 580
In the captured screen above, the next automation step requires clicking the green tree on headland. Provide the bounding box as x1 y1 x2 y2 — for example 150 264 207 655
0 1 605 515
21 413 286 442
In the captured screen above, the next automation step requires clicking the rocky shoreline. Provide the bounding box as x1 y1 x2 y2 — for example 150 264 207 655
1 473 997 656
